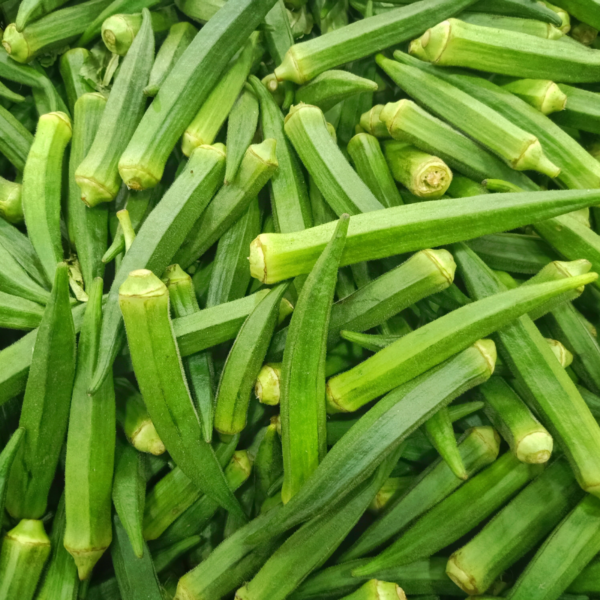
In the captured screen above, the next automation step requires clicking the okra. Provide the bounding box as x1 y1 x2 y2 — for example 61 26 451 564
2 0 114 64
505 494 600 600
369 476 416 513
118 0 278 191
339 330 404 352
0 519 51 600
59 49 95 114
22 111 71 283
250 76 313 234
360 105 389 138
501 79 567 115
378 55 560 178
0 429 23 519
472 0 563 25
0 176 23 224
460 12 564 38
553 84 600 134
446 175 488 198
545 0 600 31
0 103 33 171
174 139 278 269
254 420 284 513
447 457 583 595
274 0 477 84
249 189 600 284
342 427 500 561
255 363 281 405
424 408 467 480
6 263 76 520
76 10 154 207
90 143 225 394
339 580 406 600
570 556 600 595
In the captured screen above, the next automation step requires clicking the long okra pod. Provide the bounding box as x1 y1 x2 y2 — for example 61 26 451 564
22 111 71 283
118 0 278 190
0 103 33 171
460 12 564 38
5 263 76 520
254 420 284 513
119 269 245 519
76 10 154 207
472 0 563 24
280 216 349 502
339 580 406 600
424 409 467 480
59 49 95 114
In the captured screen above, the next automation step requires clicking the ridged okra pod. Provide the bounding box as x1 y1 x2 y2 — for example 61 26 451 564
447 458 584 595
15 0 72 30
0 104 33 172
215 283 290 435
118 0 278 190
6 263 76 520
547 0 600 30
22 111 72 283
360 105 389 139
383 140 452 199
274 0 476 84
249 189 600 284
280 216 348 502
90 143 225 394
570 556 600 595
477 376 553 464
0 176 23 224
343 426 500 561
472 0 563 25
459 12 564 38
64 279 115 580
2 0 114 64
424 408 467 480
68 93 108 292
284 103 383 216
377 54 560 178
119 269 244 518
326 272 596 413
76 10 154 207
174 139 278 269
552 84 600 135
0 519 51 600
501 79 567 115
0 429 24 519
182 33 259 157
412 18 600 83
355 451 543 576
250 76 313 234
59 49 95 114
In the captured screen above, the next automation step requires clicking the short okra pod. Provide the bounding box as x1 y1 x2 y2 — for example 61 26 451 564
21 111 72 283
501 79 567 115
0 176 23 224
76 9 154 207
59 48 95 114
0 103 33 171
459 12 564 38
424 408 467 480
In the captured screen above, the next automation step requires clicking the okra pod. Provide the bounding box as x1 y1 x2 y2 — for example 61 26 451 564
255 363 282 405
0 241 51 305
424 408 467 480
473 0 564 25
22 111 71 283
59 49 95 114
501 79 567 115
460 12 564 38
0 176 22 225
538 0 600 31
446 175 488 198
553 84 600 134
0 103 33 171
447 457 583 595
360 105 389 138
254 420 284 513
76 10 154 207
6 263 76 520
378 54 560 178
0 429 24 519
339 580 406 600
174 0 225 23
339 330 404 352
15 0 72 30
118 0 278 190
570 556 600 595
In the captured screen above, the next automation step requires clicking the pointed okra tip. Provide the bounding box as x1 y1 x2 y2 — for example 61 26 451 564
70 548 107 581
274 47 305 85
119 269 167 298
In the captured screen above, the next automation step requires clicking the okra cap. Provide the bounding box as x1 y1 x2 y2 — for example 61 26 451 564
515 430 554 464
119 269 168 299
2 25 31 63
130 419 166 456
5 519 51 547
255 363 282 405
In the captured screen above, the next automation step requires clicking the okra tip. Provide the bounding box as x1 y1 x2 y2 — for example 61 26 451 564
516 430 553 464
75 175 116 208
162 264 190 286
131 420 166 456
248 138 278 168
118 160 161 192
249 235 268 283
470 426 502 460
1 25 30 63
68 547 108 582
7 519 51 548
119 269 167 299
42 111 73 136
412 20 452 64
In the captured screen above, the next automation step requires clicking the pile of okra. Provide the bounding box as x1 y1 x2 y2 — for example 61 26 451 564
6 0 600 599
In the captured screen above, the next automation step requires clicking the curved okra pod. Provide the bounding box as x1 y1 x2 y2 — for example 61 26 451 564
424 408 467 480
215 282 291 435
280 216 349 502
22 111 72 283
118 0 278 191
500 79 567 115
459 12 564 38
76 10 154 207
119 269 245 519
0 104 33 171
0 176 23 224
447 458 584 596
377 54 560 178
5 264 76 520
59 49 95 114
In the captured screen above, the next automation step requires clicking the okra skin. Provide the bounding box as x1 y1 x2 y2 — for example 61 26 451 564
552 84 600 134
275 0 477 84
118 0 278 190
6 263 76 520
339 580 406 600
225 88 259 185
0 429 24 519
64 279 115 580
16 0 71 30
506 494 600 600
119 269 244 519
0 291 45 331
460 12 564 38
22 111 72 284
0 519 51 600
447 458 583 595
0 176 23 224
59 49 95 114
0 104 33 172
76 10 154 207
424 408 467 480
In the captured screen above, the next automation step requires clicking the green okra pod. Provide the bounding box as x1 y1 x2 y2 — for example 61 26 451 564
0 429 24 519
215 283 290 435
447 457 584 595
254 420 284 513
360 105 389 139
473 0 563 24
0 176 23 224
424 408 467 480
274 0 477 84
377 54 560 178
118 0 278 191
6 263 76 520
174 0 225 23
22 110 71 283
76 10 154 207
548 0 600 30
553 83 600 134
119 269 245 519
255 363 282 405
2 0 114 64
347 133 404 208
284 103 383 216
339 580 406 600
570 556 600 595
144 22 198 97
249 189 600 284
369 477 416 514
16 0 71 30
339 330 404 352
501 78 567 115
65 278 115 579
355 451 542 576
68 92 108 292
250 75 313 234
90 143 226 395
281 216 349 502
174 139 279 269
460 12 564 38
0 519 51 600
446 175 488 199
0 103 33 171
59 48 95 114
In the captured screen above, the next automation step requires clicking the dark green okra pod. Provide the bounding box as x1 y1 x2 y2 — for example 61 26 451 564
59 48 95 114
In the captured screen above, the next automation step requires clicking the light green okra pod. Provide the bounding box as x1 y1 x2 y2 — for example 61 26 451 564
22 111 72 283
59 48 95 114
501 79 567 115
459 11 564 38
339 580 406 600
360 105 389 139
553 84 600 135
76 9 154 207
0 103 33 172
16 0 72 31
0 176 23 224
